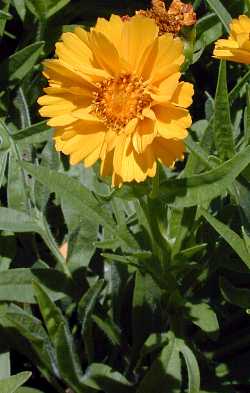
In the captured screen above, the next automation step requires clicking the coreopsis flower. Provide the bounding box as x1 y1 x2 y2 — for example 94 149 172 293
136 0 196 36
38 15 193 186
214 15 250 64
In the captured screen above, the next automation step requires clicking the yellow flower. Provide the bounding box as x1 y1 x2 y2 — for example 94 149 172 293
213 15 250 64
38 15 193 186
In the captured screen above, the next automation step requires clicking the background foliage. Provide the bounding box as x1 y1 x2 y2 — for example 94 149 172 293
0 0 250 392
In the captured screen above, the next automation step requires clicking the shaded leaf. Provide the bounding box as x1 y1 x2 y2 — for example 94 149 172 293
0 372 31 393
201 208 250 268
220 276 250 308
214 61 235 160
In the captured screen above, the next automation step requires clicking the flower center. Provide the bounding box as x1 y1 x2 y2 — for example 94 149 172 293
92 74 151 130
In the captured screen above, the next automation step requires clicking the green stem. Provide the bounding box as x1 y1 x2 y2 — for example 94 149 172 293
17 87 31 128
149 162 160 199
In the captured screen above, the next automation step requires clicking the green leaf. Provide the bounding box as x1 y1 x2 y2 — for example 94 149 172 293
0 42 44 87
244 85 250 146
78 279 105 336
92 315 122 347
206 0 232 33
62 202 98 271
0 0 11 37
12 0 26 21
185 69 250 175
177 340 200 393
220 276 250 308
0 352 10 379
137 333 181 393
137 333 169 365
13 121 53 144
26 0 70 19
46 0 70 18
55 323 88 393
193 14 223 63
0 372 31 393
187 302 219 339
132 271 162 355
0 151 8 189
0 119 11 151
17 388 46 393
20 162 137 251
83 363 133 393
214 61 235 160
0 268 77 303
0 207 41 233
33 281 66 347
7 153 28 212
4 305 55 377
201 208 250 268
0 233 16 271
159 146 250 208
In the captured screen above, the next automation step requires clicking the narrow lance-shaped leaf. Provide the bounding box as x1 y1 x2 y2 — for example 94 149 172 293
177 340 200 393
137 333 181 393
214 61 235 160
12 0 26 21
159 146 250 208
82 363 133 393
55 323 90 393
0 0 11 36
33 281 66 347
220 276 250 308
0 372 31 393
201 208 250 269
0 151 8 190
244 85 250 145
78 279 105 336
0 42 44 87
185 67 250 176
20 162 138 251
206 0 232 33
7 153 28 212
13 121 53 144
0 207 41 234
0 352 10 379
0 268 77 303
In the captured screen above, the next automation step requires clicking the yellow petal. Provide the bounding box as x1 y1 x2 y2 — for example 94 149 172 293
171 82 194 108
89 30 121 76
61 131 105 164
141 34 184 83
55 32 93 68
154 104 191 139
121 15 159 74
48 114 76 127
150 73 182 104
100 149 114 177
132 118 156 153
94 15 123 54
153 137 185 167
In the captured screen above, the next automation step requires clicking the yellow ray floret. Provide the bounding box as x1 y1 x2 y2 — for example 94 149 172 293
213 15 250 64
38 14 194 186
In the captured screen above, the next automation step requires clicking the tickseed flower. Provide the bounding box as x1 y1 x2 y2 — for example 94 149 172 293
136 0 196 36
213 15 250 64
38 15 194 186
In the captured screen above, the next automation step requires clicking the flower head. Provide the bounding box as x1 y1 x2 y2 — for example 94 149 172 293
213 15 250 64
38 15 193 186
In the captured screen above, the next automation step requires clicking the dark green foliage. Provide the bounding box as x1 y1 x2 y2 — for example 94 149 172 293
0 0 250 392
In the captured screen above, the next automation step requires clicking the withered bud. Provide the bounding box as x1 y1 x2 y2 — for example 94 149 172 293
135 0 196 36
